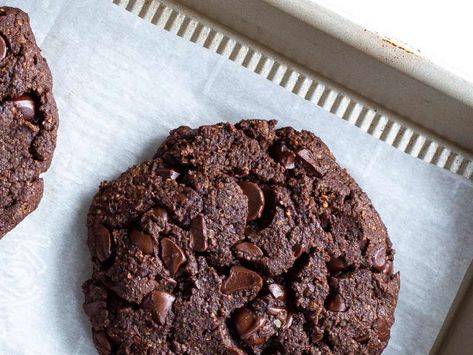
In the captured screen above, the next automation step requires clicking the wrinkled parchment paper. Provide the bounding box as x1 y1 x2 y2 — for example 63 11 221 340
0 0 472 354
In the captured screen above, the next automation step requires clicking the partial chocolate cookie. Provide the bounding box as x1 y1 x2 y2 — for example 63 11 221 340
83 120 399 354
0 7 58 238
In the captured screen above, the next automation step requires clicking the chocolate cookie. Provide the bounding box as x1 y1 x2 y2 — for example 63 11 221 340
0 7 58 238
83 120 399 354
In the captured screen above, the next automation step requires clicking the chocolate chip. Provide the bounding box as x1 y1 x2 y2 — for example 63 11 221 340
383 260 394 276
12 95 36 120
94 225 112 263
130 229 154 255
93 331 112 354
268 284 287 301
327 294 347 312
234 242 263 260
373 317 390 342
370 246 386 271
269 143 283 157
281 151 296 169
174 125 194 136
233 308 267 346
0 35 6 61
296 149 324 178
160 237 186 275
190 215 207 252
327 257 347 272
234 308 255 336
233 167 250 177
156 168 180 180
355 333 370 343
149 207 168 221
238 181 265 221
292 244 305 258
221 266 263 295
145 290 175 325
269 144 296 169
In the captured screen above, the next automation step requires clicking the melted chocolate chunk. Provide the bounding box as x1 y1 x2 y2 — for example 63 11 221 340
144 290 175 325
238 181 265 221
190 215 208 252
160 237 186 275
93 225 112 263
371 246 387 271
0 35 6 60
270 143 296 169
221 266 263 295
156 167 180 180
234 242 264 261
296 149 324 178
130 229 154 255
327 257 347 272
233 308 268 346
327 294 347 312
12 95 36 120
149 207 168 220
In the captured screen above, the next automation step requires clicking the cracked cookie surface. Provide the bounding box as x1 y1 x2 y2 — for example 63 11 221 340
83 120 399 354
0 7 58 238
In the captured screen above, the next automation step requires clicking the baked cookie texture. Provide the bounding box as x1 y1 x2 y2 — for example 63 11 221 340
83 120 399 355
0 7 58 238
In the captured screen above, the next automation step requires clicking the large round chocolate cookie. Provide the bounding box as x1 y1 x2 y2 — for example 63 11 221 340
83 120 399 354
0 7 58 238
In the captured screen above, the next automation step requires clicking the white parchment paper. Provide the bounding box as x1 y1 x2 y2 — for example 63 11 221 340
0 0 472 354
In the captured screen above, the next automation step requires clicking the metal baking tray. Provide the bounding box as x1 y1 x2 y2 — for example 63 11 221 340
112 0 473 353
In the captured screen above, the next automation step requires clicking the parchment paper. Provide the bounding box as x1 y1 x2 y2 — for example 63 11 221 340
0 0 472 354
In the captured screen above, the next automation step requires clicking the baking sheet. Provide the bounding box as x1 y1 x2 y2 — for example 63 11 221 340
0 0 472 354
